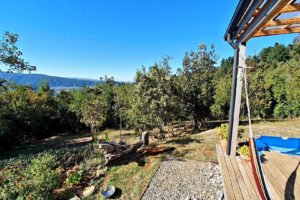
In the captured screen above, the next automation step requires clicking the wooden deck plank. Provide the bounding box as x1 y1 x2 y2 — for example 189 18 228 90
224 155 244 199
235 157 259 199
263 152 300 199
216 145 236 200
217 144 300 200
230 157 253 199
263 157 296 200
269 153 300 187
239 158 259 195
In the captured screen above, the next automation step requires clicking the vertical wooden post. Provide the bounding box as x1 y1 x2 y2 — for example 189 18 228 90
230 43 246 156
227 47 239 155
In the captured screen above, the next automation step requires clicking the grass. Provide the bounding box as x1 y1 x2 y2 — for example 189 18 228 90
0 119 299 199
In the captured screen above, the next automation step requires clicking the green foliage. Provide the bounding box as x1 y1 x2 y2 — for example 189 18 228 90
249 69 272 119
129 56 176 133
65 171 82 187
103 130 110 141
211 76 231 119
0 32 36 73
0 153 60 200
239 145 250 157
216 123 229 140
177 44 217 128
216 123 244 140
80 78 115 139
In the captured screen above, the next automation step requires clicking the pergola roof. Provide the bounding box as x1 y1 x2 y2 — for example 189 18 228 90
225 0 300 43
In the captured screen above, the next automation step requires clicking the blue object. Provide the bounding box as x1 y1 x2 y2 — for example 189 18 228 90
255 136 300 156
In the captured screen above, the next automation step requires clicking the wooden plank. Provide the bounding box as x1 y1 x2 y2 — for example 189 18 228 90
236 157 259 199
233 157 256 199
265 158 297 199
254 26 300 37
243 158 271 199
263 163 286 200
263 173 282 200
224 155 244 199
265 17 300 27
267 153 300 199
280 3 300 13
263 159 296 199
216 145 236 200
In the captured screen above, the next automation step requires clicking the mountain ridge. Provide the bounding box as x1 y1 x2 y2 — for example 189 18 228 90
0 72 102 90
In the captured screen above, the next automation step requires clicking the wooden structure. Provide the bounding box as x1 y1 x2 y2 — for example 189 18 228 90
225 0 300 156
220 0 300 199
217 145 300 200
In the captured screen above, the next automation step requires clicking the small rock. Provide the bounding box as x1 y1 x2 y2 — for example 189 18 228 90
82 185 95 197
69 195 80 200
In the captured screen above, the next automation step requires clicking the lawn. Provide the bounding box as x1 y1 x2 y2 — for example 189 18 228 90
0 119 299 199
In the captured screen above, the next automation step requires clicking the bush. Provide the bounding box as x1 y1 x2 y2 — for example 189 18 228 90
239 145 250 157
65 171 82 186
216 123 229 140
216 123 244 140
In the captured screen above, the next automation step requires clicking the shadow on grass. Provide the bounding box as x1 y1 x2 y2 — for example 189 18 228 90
107 145 176 167
109 187 122 199
171 149 195 158
0 140 92 160
165 137 203 145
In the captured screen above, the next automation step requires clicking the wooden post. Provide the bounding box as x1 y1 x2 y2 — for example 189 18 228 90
230 43 246 156
227 47 239 155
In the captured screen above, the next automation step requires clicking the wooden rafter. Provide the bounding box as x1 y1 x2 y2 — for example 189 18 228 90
265 17 300 27
241 0 294 42
254 26 300 37
280 3 300 13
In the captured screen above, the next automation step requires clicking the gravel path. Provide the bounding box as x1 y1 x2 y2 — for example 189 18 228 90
141 157 223 200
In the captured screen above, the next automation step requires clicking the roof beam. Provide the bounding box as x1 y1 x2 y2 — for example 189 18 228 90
265 17 300 27
232 0 264 40
280 3 300 13
254 26 300 37
238 0 293 43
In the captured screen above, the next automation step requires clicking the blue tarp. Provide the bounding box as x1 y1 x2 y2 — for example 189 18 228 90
255 136 300 156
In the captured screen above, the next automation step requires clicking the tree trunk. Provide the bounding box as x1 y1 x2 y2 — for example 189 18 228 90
99 131 149 165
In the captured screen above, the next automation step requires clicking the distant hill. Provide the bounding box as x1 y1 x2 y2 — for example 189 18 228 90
0 72 102 91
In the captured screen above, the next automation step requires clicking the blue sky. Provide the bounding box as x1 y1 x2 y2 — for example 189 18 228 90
0 0 297 81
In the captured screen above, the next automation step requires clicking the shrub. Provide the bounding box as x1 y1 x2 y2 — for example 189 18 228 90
216 123 244 140
22 153 61 199
216 123 229 140
65 171 82 187
239 145 250 157
0 153 60 200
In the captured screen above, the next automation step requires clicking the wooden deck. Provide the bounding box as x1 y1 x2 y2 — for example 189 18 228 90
216 145 300 200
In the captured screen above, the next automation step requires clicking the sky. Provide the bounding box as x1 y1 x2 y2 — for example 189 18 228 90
0 0 297 81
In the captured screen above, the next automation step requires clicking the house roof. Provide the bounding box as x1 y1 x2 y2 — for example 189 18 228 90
225 0 300 43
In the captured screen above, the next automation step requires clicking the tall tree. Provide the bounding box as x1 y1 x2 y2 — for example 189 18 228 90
129 57 176 133
177 44 217 129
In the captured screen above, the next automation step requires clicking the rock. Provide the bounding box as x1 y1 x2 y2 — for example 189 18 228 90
82 185 95 197
69 195 80 200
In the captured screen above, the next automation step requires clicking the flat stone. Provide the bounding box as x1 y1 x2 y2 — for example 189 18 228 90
82 185 95 197
69 195 80 200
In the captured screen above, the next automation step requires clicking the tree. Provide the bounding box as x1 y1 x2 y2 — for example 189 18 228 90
211 76 231 119
0 32 36 73
114 83 133 138
129 57 176 134
80 77 115 139
177 44 217 129
81 94 108 140
249 69 272 119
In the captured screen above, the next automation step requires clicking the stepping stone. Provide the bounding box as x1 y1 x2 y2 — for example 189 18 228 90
83 185 95 197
